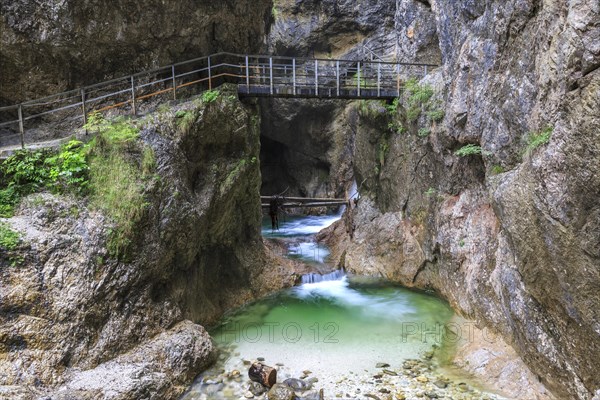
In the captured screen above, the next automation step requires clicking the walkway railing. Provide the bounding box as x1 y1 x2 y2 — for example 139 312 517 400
0 52 437 149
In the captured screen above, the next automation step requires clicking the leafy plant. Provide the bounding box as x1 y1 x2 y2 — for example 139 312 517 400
0 222 20 251
201 90 220 103
385 98 400 115
46 140 89 193
525 126 552 155
418 128 431 137
455 144 490 157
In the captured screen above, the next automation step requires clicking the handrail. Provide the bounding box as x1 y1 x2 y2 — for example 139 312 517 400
0 52 439 149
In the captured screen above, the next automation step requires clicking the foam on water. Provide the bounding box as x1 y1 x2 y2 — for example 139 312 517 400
262 213 341 237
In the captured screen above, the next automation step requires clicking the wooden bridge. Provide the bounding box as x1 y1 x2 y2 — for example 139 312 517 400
261 196 349 209
0 52 437 149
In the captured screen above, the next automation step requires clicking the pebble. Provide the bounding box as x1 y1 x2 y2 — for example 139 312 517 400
416 376 429 383
257 357 265 361
376 362 390 368
433 380 447 389
383 369 397 376
244 391 254 398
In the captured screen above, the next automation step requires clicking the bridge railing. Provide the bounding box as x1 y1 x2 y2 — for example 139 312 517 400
0 52 437 149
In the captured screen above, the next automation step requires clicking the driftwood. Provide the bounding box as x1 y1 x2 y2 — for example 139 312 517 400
248 362 277 387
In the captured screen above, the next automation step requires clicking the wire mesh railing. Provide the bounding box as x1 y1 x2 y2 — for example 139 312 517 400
0 52 437 149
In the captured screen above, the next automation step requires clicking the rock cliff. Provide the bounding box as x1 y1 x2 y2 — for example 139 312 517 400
0 89 300 399
0 0 271 106
269 0 599 398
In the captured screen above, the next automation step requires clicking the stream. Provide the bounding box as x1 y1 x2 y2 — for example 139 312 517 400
182 214 505 400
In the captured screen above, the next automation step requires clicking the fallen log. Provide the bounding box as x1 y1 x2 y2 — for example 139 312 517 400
248 362 277 387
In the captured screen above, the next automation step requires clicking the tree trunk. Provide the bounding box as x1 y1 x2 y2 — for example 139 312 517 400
248 362 277 387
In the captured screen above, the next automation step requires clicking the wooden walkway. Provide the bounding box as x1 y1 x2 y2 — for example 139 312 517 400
261 196 349 209
0 52 437 149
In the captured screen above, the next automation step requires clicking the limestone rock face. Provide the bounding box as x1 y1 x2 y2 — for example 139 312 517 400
316 1 600 399
0 89 299 399
0 0 271 106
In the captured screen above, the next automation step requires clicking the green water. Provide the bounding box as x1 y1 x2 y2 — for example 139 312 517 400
210 277 454 373
182 215 462 399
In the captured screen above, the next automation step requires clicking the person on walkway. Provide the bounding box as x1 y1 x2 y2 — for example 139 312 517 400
269 196 280 231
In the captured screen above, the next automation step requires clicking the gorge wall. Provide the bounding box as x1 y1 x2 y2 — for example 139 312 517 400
0 0 272 107
0 89 302 399
270 0 600 399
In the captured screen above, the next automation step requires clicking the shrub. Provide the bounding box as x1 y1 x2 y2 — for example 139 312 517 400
0 222 20 251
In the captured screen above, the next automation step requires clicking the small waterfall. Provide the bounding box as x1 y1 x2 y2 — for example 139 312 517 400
301 269 346 284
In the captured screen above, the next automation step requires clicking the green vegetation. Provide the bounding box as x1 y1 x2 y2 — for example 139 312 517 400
524 126 552 155
201 89 220 103
404 78 434 122
357 100 384 119
418 128 431 137
175 110 197 134
455 144 490 157
459 239 465 247
0 222 20 251
0 141 89 217
426 108 445 122
84 114 150 259
490 165 505 175
424 187 436 197
1 112 154 260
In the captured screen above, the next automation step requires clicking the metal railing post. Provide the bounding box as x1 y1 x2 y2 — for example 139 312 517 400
245 56 250 94
81 88 87 134
314 59 318 95
377 63 381 97
208 56 212 90
18 104 25 149
269 57 274 95
357 61 361 96
293 58 296 96
130 76 137 115
172 65 177 100
336 61 340 97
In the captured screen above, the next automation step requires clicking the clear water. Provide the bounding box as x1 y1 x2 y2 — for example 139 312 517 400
209 276 454 377
182 214 460 399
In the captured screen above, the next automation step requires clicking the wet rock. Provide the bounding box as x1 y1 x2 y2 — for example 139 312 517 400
267 383 295 400
249 382 267 396
432 380 447 389
376 363 390 368
283 378 312 391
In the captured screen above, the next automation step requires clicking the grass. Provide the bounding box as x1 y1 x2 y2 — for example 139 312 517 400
85 115 149 260
176 110 197 135
455 144 491 157
524 126 552 155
